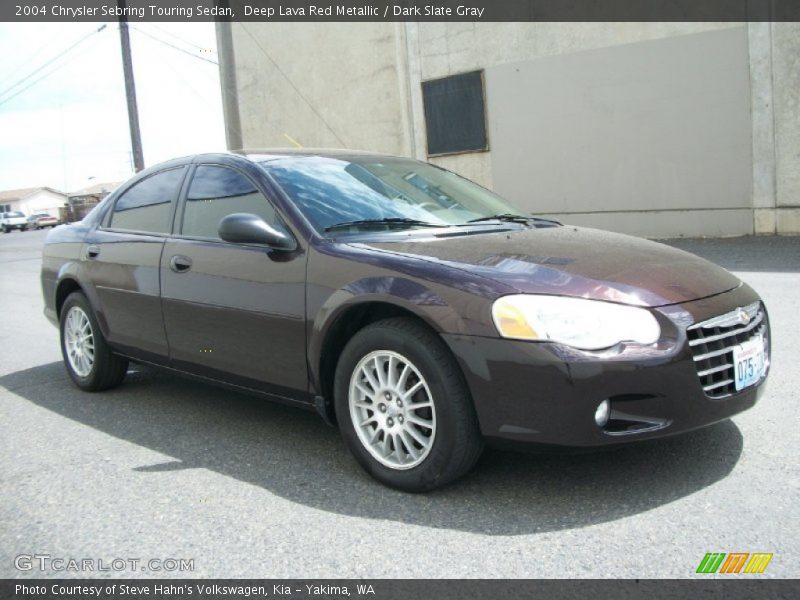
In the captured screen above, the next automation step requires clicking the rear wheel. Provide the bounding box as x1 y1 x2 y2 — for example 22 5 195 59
60 292 128 391
334 317 483 491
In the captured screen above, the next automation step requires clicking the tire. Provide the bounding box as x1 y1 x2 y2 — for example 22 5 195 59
60 291 128 391
334 317 483 492
2 226 8 233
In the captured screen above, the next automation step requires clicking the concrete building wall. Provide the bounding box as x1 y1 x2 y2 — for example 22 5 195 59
407 22 738 189
771 24 800 233
229 23 410 154
221 22 800 237
484 27 753 236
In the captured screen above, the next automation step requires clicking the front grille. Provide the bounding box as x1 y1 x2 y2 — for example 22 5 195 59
687 301 768 399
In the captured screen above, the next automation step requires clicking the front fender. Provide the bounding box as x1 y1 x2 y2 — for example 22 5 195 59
307 276 467 389
305 239 513 398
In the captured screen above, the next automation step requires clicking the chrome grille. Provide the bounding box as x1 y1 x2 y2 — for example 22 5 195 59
687 301 768 399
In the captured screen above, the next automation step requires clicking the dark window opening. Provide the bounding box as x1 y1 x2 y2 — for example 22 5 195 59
422 70 488 156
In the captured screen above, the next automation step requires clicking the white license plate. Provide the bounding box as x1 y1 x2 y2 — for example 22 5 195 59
733 335 766 391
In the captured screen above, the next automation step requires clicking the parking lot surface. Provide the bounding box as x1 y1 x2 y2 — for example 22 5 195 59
1 228 798 578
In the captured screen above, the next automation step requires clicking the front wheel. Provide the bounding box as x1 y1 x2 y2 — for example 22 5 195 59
60 291 128 391
334 317 483 492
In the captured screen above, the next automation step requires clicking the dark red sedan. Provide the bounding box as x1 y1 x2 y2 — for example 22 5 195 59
40 150 770 491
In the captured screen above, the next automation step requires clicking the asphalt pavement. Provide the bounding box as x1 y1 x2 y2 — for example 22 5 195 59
1 228 798 578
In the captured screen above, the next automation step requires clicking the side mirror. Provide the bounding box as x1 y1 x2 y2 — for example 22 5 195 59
218 213 296 250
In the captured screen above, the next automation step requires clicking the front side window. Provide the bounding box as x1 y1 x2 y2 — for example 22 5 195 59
182 165 276 239
109 168 185 233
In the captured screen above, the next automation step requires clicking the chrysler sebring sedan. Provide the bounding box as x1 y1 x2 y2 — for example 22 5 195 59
41 150 770 491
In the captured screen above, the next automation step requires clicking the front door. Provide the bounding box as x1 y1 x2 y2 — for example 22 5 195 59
160 164 308 398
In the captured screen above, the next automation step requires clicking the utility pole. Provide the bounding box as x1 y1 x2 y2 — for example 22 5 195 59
117 0 144 172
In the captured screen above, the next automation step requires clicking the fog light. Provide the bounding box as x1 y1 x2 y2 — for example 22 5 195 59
594 399 610 427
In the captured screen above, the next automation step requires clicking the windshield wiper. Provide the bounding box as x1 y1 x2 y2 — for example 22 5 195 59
466 213 533 224
324 218 448 232
465 214 562 227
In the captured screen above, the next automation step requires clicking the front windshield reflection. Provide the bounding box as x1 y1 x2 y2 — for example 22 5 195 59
262 156 523 233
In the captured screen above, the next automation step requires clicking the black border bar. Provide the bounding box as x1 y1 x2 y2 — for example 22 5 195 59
3 0 800 22
4 579 800 600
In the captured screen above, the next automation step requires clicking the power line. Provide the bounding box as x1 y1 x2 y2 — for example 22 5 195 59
0 25 107 103
129 25 218 66
149 23 217 55
0 27 108 109
237 23 346 147
4 36 65 82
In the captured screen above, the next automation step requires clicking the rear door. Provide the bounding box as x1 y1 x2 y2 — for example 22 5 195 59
83 166 186 359
160 163 308 398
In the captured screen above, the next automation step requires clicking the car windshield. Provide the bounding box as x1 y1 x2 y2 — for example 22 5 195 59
261 155 527 233
7 212 23 218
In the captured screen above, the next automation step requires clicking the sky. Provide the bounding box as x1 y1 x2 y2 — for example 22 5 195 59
0 21 225 193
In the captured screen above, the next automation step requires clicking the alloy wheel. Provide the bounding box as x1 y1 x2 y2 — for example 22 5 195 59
64 306 95 377
348 350 436 470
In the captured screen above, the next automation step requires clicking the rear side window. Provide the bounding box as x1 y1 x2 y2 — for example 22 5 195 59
109 168 185 233
182 165 277 239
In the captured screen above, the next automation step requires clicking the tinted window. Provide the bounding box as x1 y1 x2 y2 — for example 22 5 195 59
182 165 276 239
110 168 184 233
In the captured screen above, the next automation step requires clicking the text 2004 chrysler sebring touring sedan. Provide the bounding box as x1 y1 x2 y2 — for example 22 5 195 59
41 150 771 491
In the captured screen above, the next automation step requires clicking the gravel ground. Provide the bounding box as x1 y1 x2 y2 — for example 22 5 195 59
1 228 798 578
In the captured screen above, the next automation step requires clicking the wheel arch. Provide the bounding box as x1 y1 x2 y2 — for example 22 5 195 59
312 288 460 425
55 277 84 318
317 301 433 414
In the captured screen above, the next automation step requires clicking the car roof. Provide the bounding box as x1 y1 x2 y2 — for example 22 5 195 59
121 149 410 188
189 148 397 165
238 148 386 161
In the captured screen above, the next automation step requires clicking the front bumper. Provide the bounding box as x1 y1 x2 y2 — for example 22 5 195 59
443 284 770 448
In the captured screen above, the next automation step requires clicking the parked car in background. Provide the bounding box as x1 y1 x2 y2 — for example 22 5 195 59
1 211 27 232
40 150 771 491
27 212 59 229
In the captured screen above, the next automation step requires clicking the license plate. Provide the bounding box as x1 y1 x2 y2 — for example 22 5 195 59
733 335 766 391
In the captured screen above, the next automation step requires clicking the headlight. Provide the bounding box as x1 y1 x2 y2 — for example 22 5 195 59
492 294 660 350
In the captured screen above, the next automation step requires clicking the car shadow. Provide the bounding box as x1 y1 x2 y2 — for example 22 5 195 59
1 362 744 536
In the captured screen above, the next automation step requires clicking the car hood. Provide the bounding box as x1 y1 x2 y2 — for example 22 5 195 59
353 226 740 307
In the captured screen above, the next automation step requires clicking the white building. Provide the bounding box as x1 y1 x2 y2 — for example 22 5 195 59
216 22 800 237
0 187 67 217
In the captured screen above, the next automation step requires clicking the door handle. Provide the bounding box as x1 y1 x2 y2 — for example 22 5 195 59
169 255 192 273
86 245 100 259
